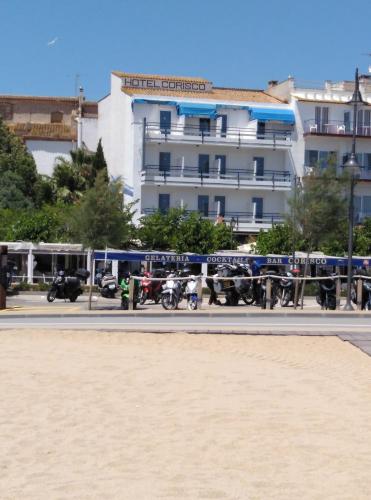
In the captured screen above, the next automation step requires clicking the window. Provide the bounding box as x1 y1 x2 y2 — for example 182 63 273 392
158 194 170 214
51 111 63 123
220 114 227 137
160 111 171 134
215 155 226 175
198 195 209 217
252 197 263 220
198 154 209 176
253 157 264 178
257 121 265 139
344 111 351 133
315 106 329 133
364 110 371 136
0 102 13 120
305 150 337 168
214 196 225 217
159 152 171 173
199 118 210 136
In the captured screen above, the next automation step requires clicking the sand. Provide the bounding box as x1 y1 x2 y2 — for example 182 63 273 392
1 330 371 500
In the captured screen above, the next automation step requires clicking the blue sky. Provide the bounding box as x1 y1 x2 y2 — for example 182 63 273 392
1 0 370 100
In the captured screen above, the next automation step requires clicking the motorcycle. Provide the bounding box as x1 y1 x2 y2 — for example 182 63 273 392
185 275 201 310
352 276 371 310
316 273 336 310
120 274 140 310
140 270 164 305
233 264 255 305
260 271 279 309
47 269 89 303
278 272 295 307
161 272 183 310
96 270 118 298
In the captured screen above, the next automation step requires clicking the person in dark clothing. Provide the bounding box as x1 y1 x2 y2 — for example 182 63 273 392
248 257 261 305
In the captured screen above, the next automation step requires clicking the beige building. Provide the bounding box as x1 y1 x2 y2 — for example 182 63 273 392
0 94 98 175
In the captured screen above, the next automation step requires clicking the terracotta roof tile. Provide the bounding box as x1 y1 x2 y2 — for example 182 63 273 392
7 123 76 140
122 86 282 104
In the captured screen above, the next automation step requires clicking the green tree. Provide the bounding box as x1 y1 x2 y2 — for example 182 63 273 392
354 218 371 256
138 208 185 250
255 223 302 255
288 165 348 254
70 171 135 249
0 117 39 208
92 139 108 183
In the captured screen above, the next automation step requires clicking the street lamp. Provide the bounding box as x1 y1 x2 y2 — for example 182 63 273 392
343 68 364 311
230 217 237 248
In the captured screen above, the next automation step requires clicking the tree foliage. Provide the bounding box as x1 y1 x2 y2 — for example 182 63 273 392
255 223 303 255
70 171 135 249
287 165 348 253
138 209 237 253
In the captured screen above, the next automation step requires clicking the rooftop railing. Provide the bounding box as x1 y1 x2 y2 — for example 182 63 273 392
304 119 371 136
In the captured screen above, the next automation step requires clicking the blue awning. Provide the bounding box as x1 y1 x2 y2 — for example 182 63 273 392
132 98 177 106
249 108 295 124
176 103 217 118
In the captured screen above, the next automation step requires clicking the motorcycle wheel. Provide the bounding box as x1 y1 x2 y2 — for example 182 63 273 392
328 295 336 310
140 291 148 305
280 290 290 307
187 299 197 311
367 300 371 311
161 294 177 310
47 290 56 302
315 294 322 306
154 295 161 304
242 289 254 305
69 293 78 303
121 297 129 310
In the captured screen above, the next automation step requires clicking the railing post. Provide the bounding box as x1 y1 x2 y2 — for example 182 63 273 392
197 278 203 309
238 172 240 188
200 170 203 186
266 277 272 309
238 131 241 148
293 275 300 310
128 277 134 311
181 156 185 177
272 172 275 191
201 130 204 144
273 132 276 150
336 277 341 310
357 278 363 310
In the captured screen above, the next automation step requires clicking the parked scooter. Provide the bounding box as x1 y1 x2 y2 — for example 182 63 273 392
161 272 183 310
278 271 295 307
260 270 279 309
185 275 201 310
140 270 164 305
120 273 140 310
316 270 336 310
96 270 118 298
352 275 371 310
47 269 89 303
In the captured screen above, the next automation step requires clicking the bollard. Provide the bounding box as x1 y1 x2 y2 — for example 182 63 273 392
266 277 272 310
336 277 341 310
197 278 203 309
293 278 299 310
0 245 8 310
357 278 363 311
128 277 134 311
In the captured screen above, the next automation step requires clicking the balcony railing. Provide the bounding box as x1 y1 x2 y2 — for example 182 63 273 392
145 122 292 147
142 208 284 228
141 165 291 186
304 165 371 181
304 119 371 136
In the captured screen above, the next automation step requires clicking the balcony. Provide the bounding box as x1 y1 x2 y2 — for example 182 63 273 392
145 122 292 149
303 165 371 181
304 119 371 137
141 165 292 190
142 208 284 233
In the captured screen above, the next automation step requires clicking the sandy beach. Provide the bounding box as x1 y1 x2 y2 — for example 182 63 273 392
1 330 371 499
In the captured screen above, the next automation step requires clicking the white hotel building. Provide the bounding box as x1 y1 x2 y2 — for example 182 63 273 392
98 72 296 237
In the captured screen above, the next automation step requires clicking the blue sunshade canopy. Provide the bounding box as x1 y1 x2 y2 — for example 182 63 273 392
176 103 218 118
249 107 295 124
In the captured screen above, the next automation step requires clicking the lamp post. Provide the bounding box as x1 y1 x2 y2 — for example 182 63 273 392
230 217 237 248
343 68 363 311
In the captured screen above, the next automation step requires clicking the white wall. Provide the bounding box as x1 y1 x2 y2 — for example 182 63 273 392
26 140 73 176
81 117 98 152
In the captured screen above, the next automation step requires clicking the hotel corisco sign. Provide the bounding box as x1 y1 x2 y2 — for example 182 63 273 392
122 76 212 92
